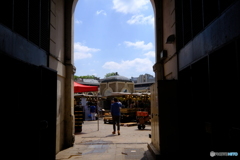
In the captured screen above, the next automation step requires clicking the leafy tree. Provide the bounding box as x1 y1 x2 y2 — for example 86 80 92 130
74 75 80 80
74 75 99 80
105 72 118 78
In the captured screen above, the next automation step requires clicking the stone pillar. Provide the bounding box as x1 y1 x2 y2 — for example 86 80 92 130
149 0 179 158
148 0 163 159
64 64 75 147
63 0 77 148
116 82 118 92
152 0 164 81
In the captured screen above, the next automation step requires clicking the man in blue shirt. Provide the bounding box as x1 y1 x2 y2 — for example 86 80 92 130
90 103 96 121
110 98 121 135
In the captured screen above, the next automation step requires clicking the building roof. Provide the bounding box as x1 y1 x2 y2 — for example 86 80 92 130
76 78 100 86
80 82 99 86
135 87 150 90
82 79 99 83
101 75 132 83
134 81 154 86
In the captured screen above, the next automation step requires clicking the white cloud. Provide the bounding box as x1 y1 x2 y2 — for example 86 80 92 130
102 58 153 73
96 10 107 16
74 42 100 60
112 0 149 14
124 41 153 50
75 19 82 24
127 14 154 25
74 52 92 60
144 51 155 58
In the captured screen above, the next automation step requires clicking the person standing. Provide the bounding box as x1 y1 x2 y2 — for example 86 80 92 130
90 102 96 121
111 98 121 135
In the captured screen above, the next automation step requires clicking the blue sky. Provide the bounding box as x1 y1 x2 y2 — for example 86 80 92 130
74 0 155 79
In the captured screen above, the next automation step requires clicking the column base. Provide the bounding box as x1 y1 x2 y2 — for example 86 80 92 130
147 143 160 160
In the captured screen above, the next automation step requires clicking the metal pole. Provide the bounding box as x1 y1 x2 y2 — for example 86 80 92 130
97 93 99 131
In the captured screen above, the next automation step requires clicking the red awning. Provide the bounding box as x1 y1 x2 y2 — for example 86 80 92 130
74 82 98 93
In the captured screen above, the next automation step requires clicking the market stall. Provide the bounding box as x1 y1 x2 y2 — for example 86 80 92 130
102 92 151 123
74 81 98 93
73 82 99 132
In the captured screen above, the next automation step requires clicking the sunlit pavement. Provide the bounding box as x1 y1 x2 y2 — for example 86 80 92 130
56 119 153 160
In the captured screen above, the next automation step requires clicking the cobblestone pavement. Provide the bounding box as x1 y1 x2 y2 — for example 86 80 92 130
56 119 153 160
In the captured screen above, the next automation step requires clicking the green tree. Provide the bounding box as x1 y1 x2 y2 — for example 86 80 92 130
105 72 118 78
74 75 80 80
74 75 99 80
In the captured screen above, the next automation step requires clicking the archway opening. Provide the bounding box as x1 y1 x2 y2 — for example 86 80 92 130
73 0 155 135
73 0 155 82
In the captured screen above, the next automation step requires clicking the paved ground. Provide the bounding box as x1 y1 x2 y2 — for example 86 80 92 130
56 119 153 160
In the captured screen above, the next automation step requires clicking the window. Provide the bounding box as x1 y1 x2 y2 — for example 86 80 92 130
0 0 50 52
176 0 236 50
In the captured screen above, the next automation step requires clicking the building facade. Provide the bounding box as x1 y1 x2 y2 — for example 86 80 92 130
134 82 154 93
130 74 155 93
149 0 240 158
137 73 155 83
100 74 134 96
1 0 239 159
0 0 78 159
130 73 155 83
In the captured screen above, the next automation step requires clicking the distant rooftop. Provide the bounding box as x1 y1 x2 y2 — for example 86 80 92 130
101 75 132 83
82 79 99 83
75 78 100 86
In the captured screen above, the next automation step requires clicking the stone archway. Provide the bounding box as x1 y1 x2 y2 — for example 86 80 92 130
103 88 114 96
67 0 159 157
54 0 79 153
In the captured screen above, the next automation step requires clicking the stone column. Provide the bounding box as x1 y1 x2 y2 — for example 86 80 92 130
116 82 118 92
149 0 179 158
63 0 77 148
152 0 164 81
148 0 163 159
64 64 75 147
